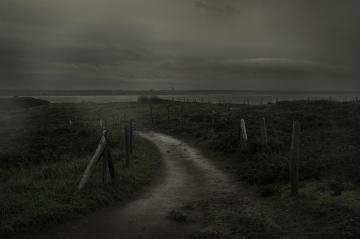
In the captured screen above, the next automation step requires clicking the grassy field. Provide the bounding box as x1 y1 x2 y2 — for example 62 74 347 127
148 99 360 238
2 96 360 238
0 98 162 238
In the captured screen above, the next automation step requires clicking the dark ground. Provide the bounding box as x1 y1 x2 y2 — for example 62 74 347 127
1 96 360 238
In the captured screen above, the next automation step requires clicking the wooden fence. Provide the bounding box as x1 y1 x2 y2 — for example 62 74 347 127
78 119 135 191
146 101 302 196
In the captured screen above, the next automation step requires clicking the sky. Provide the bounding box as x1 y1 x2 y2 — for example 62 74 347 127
0 0 359 90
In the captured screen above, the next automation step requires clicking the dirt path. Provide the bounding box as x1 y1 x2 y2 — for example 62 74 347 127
14 131 232 239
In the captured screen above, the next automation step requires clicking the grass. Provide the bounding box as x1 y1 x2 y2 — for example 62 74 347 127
0 98 162 238
2 96 360 238
144 99 360 238
149 100 360 186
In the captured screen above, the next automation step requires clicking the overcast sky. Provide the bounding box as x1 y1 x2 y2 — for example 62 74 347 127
0 0 359 90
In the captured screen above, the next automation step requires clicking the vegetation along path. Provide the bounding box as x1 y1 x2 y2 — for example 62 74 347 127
14 131 233 239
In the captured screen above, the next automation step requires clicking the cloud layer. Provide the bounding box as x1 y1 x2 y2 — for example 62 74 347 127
0 0 359 90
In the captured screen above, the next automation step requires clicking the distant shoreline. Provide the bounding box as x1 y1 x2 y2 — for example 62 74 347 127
2 90 360 96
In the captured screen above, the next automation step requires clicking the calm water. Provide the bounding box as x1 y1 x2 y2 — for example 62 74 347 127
3 92 360 104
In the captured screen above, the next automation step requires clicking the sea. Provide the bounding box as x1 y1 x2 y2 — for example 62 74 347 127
2 92 360 104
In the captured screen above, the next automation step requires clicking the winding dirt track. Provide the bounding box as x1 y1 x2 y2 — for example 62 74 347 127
16 131 232 239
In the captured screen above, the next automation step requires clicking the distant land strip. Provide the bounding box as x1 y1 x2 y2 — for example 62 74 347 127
1 90 360 96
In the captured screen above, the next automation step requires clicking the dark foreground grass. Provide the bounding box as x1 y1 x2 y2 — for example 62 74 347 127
0 100 162 238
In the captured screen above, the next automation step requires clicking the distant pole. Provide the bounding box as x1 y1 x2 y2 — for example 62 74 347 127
241 118 248 145
107 147 115 180
260 118 268 150
290 121 300 196
102 145 109 185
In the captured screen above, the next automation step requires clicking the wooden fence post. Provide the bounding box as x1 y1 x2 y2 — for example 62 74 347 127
106 147 115 180
102 147 109 185
78 130 108 190
260 117 268 150
241 118 248 145
290 121 300 196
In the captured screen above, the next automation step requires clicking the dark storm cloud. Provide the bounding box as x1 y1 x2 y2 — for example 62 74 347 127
0 0 359 90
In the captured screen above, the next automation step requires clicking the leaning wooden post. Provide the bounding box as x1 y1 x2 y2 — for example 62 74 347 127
78 130 107 190
260 117 268 150
241 118 248 145
290 121 300 196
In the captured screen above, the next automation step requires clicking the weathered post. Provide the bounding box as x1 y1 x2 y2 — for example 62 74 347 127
106 147 115 180
290 121 300 196
260 117 268 150
102 146 109 185
100 119 103 129
241 118 248 144
78 130 108 190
